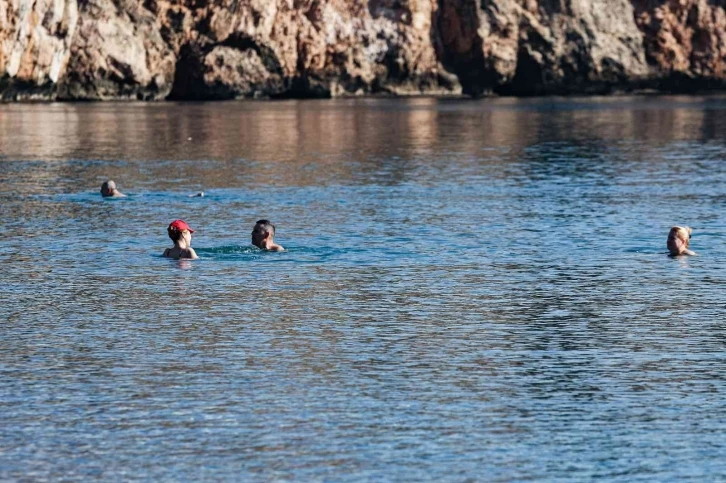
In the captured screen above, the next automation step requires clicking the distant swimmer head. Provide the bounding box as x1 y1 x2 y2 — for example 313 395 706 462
251 219 284 251
101 180 116 196
100 180 126 197
667 226 694 256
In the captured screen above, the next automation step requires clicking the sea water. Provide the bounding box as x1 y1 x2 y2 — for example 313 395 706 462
2 97 726 481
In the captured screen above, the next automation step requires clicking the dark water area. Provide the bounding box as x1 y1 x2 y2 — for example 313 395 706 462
2 97 726 481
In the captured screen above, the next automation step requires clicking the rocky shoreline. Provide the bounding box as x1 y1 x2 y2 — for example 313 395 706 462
2 0 725 101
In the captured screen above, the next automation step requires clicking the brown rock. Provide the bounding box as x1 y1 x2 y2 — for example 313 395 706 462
438 0 649 95
168 0 459 99
57 0 176 100
634 0 726 87
0 0 78 100
2 0 726 100
169 43 286 99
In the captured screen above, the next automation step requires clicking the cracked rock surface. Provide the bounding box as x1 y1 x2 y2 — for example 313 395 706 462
1 0 725 100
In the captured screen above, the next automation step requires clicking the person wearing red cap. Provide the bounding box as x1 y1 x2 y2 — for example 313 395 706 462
163 219 199 259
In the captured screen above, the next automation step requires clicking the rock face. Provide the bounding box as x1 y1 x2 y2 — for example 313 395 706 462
439 0 650 95
633 0 726 89
162 0 456 99
57 0 176 100
0 0 78 99
1 0 725 100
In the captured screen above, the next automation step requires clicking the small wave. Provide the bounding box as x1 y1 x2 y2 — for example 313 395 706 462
196 245 258 255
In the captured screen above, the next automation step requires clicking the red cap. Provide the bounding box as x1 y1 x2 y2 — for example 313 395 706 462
168 219 194 233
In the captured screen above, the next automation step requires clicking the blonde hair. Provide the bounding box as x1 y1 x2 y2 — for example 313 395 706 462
667 226 692 255
669 226 692 243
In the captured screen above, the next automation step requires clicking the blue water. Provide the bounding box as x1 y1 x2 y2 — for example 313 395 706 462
2 97 726 481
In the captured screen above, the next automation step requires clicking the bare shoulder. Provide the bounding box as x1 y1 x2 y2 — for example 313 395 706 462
271 244 285 252
186 247 199 259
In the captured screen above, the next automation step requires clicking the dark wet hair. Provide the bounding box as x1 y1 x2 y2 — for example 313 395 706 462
253 219 276 236
100 180 116 196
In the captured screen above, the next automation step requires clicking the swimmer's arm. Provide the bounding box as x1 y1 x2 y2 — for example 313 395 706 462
270 244 284 252
187 247 199 259
684 249 696 256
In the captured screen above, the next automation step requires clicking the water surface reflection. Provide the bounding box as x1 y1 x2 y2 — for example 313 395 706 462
2 97 726 481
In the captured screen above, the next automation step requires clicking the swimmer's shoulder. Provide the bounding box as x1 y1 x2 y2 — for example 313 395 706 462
186 247 199 259
163 248 171 257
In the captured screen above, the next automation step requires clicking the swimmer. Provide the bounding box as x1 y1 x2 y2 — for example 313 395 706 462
163 219 199 260
189 191 204 198
100 180 126 198
667 226 695 256
251 219 284 251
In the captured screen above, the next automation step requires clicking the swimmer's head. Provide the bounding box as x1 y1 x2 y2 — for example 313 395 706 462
667 226 692 255
100 180 117 197
168 219 195 243
251 219 275 248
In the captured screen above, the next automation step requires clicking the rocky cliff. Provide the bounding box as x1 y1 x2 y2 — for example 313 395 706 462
1 0 725 100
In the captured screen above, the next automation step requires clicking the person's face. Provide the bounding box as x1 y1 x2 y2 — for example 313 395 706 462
667 230 689 254
181 229 192 245
251 228 267 247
